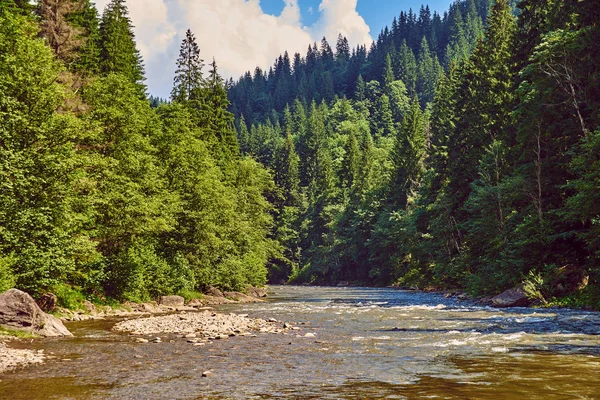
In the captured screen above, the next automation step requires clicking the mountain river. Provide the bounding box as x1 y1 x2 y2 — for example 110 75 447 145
0 285 599 399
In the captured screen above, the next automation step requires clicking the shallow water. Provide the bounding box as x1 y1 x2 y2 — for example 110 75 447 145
1 286 599 399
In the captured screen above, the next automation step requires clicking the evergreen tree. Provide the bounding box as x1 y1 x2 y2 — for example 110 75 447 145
99 0 145 92
171 29 205 104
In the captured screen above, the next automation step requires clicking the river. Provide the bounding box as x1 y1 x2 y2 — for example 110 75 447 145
1 286 599 399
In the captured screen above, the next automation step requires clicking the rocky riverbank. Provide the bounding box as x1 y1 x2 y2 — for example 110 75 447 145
113 310 298 345
0 340 45 374
0 286 270 374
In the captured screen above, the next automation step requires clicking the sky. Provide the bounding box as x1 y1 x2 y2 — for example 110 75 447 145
92 0 454 98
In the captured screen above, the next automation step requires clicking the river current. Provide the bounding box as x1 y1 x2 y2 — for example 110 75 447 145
1 285 599 399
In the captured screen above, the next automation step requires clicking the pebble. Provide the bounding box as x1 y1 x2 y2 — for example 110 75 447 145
135 338 149 343
267 318 278 323
202 371 212 377
184 333 197 338
303 333 316 338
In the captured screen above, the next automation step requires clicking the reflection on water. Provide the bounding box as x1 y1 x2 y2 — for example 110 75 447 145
1 286 599 399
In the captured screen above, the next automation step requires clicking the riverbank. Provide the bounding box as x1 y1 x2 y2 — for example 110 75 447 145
0 336 45 374
0 286 269 374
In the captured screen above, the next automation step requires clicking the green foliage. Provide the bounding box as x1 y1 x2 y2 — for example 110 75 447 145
0 254 16 292
52 283 86 310
235 0 600 310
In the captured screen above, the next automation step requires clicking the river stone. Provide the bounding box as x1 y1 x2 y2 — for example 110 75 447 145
0 289 73 337
223 291 259 303
159 296 185 307
491 286 531 308
83 300 96 314
187 298 203 307
246 286 268 298
207 287 224 298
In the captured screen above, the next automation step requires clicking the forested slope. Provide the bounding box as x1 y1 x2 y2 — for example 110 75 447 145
230 0 600 308
0 0 278 304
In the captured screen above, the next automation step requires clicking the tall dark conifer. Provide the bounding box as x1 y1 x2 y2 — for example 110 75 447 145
171 29 204 104
99 0 145 92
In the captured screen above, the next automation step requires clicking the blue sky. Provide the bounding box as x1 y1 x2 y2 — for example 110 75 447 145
94 0 457 98
259 0 454 35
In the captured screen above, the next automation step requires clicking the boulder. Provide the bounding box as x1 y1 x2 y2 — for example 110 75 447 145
158 295 185 307
36 293 58 312
206 287 224 298
0 289 72 337
187 298 203 307
491 286 531 308
83 300 96 315
200 295 233 305
223 291 260 303
246 286 268 298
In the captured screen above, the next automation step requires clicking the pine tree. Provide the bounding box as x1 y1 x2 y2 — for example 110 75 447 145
389 97 427 209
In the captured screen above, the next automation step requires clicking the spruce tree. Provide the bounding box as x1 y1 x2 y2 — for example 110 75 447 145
171 29 205 104
99 0 145 92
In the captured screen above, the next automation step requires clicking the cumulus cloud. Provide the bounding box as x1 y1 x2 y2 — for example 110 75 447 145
310 0 371 46
91 0 372 97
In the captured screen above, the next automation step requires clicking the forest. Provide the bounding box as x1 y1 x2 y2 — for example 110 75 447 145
0 0 599 309
230 0 600 307
0 0 278 304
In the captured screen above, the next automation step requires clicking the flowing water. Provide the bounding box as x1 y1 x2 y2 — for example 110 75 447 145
1 286 600 399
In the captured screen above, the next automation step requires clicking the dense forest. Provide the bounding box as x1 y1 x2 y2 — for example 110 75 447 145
0 0 279 304
0 0 598 309
230 0 600 308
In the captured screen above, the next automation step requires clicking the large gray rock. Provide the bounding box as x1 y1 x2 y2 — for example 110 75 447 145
158 295 185 307
491 286 531 308
0 289 72 337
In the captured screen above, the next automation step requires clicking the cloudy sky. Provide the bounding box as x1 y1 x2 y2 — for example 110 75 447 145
92 0 453 98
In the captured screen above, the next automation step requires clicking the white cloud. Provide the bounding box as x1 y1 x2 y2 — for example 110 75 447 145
92 0 372 98
310 0 371 46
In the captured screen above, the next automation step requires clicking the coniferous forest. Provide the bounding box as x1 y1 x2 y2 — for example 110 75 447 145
0 0 599 309
230 0 600 308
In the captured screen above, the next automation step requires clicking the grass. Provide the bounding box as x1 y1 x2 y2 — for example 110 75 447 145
0 326 38 339
177 289 204 303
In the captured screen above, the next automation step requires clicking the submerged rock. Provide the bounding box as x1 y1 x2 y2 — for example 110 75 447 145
491 286 531 308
